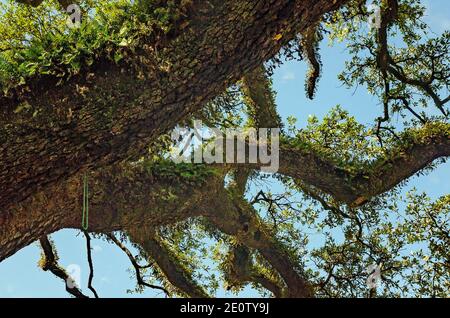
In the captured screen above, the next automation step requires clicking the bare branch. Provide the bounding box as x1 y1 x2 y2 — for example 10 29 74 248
83 231 99 298
129 232 209 298
376 0 448 117
107 233 170 296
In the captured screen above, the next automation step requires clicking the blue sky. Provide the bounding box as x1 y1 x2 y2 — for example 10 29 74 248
0 0 449 298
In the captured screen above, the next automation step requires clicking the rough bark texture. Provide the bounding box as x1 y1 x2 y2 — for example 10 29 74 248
2 122 449 262
130 232 209 298
0 163 312 297
0 0 347 210
39 236 89 298
278 125 450 205
224 244 284 298
241 66 282 128
238 68 450 205
206 192 313 297
2 7 449 296
0 164 219 261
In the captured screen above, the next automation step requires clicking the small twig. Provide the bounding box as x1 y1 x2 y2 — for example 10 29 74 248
106 233 170 296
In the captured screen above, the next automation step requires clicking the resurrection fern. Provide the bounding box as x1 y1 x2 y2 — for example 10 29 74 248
0 0 192 95
143 159 220 185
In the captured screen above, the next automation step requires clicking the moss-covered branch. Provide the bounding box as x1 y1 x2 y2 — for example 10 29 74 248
129 231 209 298
0 0 346 210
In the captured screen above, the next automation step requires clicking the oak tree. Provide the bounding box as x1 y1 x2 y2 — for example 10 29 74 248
0 0 448 297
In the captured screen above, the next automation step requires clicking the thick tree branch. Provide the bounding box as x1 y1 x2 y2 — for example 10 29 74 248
2 122 449 261
301 23 322 100
0 164 221 261
241 66 282 129
205 189 313 298
2 160 313 297
230 64 282 197
0 0 347 210
224 244 283 298
279 123 450 205
239 64 450 206
39 236 89 298
129 231 209 298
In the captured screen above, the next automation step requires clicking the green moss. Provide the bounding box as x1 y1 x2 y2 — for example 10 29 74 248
0 0 193 94
143 159 219 185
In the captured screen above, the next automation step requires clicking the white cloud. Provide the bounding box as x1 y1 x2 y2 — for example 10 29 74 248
282 71 296 81
92 245 103 253
100 276 110 284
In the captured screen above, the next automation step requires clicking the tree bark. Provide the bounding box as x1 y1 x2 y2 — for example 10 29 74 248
0 164 222 261
129 232 209 298
278 124 450 205
0 0 347 209
0 163 312 297
2 123 449 261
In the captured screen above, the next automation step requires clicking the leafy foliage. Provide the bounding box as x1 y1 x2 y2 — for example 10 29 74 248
0 0 192 93
1 0 448 298
326 0 449 124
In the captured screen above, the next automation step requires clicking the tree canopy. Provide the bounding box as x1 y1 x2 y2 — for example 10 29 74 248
0 0 448 298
